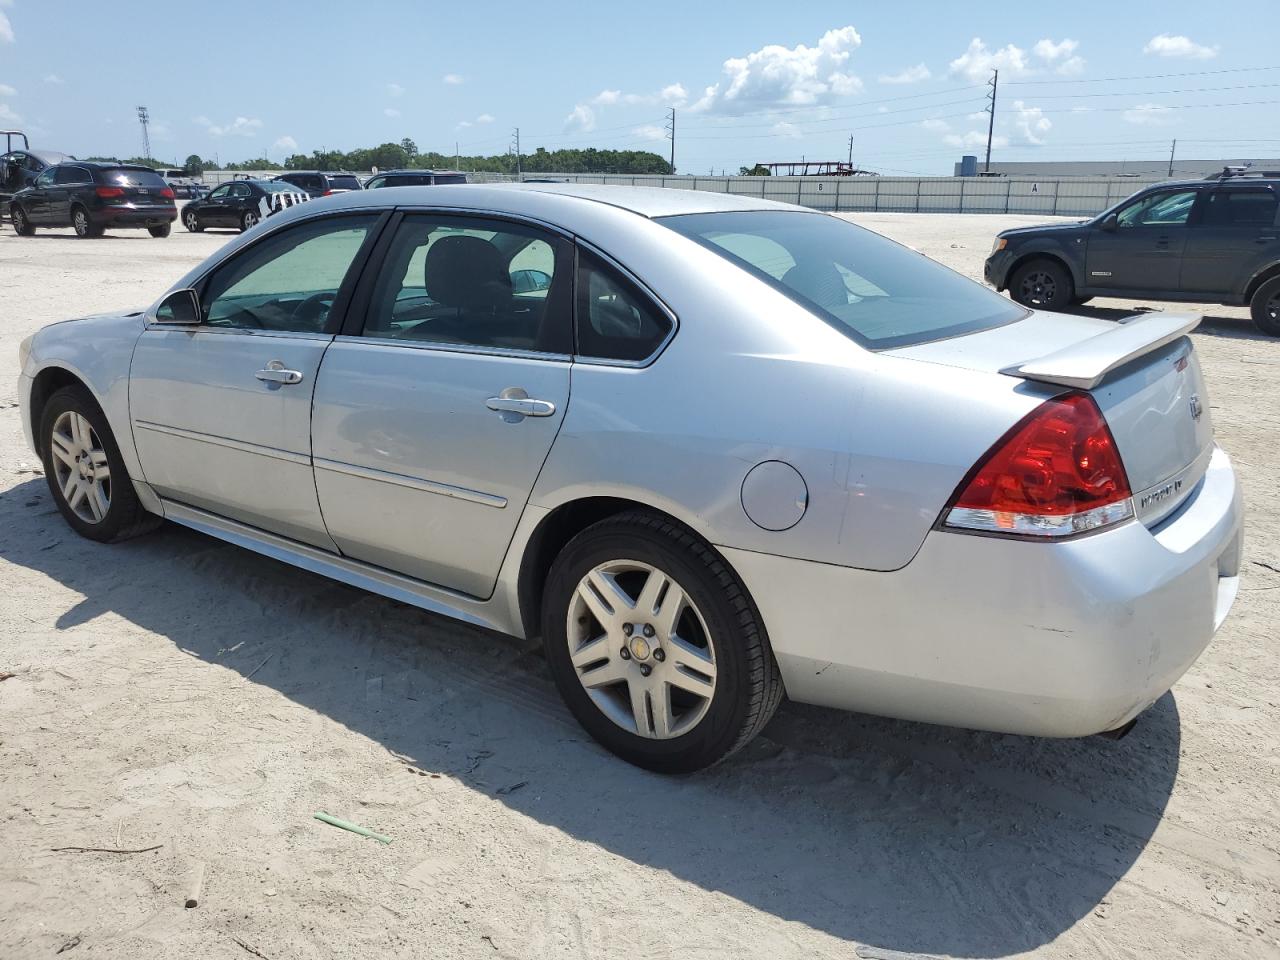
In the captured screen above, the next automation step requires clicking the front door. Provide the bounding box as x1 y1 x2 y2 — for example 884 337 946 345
1181 186 1280 295
24 167 55 223
200 184 236 226
1085 188 1200 292
129 212 382 547
311 213 573 598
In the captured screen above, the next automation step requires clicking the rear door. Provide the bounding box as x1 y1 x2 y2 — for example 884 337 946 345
1180 186 1280 296
129 212 383 546
310 212 573 597
1085 188 1201 292
50 165 91 222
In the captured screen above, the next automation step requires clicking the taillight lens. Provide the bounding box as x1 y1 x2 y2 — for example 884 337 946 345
95 186 125 198
943 392 1133 538
160 186 175 199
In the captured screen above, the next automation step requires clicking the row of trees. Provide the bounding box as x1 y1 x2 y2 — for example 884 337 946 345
162 139 672 175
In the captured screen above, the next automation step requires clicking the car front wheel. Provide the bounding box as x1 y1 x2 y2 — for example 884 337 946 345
541 511 784 773
1010 258 1074 310
183 209 203 233
39 385 161 543
1250 275 1280 337
11 205 34 236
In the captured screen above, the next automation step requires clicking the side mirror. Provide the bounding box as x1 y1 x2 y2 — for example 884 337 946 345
154 288 201 325
1100 213 1119 232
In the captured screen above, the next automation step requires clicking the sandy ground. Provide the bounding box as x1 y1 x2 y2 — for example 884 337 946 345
1 211 1278 960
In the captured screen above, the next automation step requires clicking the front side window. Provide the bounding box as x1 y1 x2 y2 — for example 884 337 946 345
1116 190 1198 228
361 215 570 353
35 168 55 188
364 177 386 189
201 215 377 332
575 251 673 362
661 210 1024 349
207 185 230 200
1202 189 1279 227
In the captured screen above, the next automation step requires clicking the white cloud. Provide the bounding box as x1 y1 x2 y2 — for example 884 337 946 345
273 135 298 153
949 38 1029 81
879 63 931 85
690 26 864 115
591 89 621 106
197 115 263 137
771 121 803 140
387 82 404 97
920 118 951 132
442 73 464 85
1012 100 1051 145
1124 102 1176 125
633 124 667 141
1144 34 1218 59
1056 56 1086 75
967 110 988 121
0 102 20 123
659 83 687 103
0 5 13 45
43 73 62 84
475 113 494 124
1033 38 1085 75
383 107 400 118
0 82 14 96
564 103 596 132
944 130 1008 150
589 83 687 109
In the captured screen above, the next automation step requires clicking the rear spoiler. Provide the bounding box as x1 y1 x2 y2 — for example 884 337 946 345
1000 312 1201 390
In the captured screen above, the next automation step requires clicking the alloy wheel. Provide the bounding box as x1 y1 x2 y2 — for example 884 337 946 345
1019 270 1056 305
49 411 111 524
1268 292 1280 323
184 211 198 231
74 210 89 237
243 212 258 229
566 559 717 739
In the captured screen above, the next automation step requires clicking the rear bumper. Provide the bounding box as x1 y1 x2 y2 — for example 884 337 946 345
723 445 1242 737
97 206 177 226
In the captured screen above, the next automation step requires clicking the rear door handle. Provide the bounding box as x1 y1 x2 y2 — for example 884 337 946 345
1258 236 1277 243
255 360 304 385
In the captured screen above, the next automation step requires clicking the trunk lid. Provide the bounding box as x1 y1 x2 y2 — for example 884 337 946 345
891 310 1213 527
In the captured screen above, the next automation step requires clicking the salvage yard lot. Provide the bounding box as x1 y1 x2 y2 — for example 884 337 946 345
1 210 1278 960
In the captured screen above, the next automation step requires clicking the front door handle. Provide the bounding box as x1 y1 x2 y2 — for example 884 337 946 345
1258 236 1277 244
255 360 303 385
486 388 556 421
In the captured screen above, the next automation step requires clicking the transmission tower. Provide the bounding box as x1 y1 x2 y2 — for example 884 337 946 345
136 106 151 162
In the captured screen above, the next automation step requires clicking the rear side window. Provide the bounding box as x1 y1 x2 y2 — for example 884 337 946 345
327 175 361 191
433 174 466 184
575 251 673 362
1202 189 1279 227
100 168 167 188
55 166 90 185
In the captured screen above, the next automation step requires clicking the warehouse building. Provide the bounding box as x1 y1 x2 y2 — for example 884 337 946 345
954 156 1280 178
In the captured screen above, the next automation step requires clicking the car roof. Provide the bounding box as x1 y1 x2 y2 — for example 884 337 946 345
24 150 71 164
380 169 465 176
59 161 157 171
277 170 359 177
312 182 799 219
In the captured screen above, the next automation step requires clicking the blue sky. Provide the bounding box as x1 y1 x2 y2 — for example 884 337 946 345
1 0 1276 174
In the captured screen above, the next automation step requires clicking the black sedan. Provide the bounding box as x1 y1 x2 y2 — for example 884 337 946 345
181 179 310 233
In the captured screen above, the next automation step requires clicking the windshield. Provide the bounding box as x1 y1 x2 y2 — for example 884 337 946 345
327 175 361 190
262 180 306 193
660 210 1026 349
101 168 168 188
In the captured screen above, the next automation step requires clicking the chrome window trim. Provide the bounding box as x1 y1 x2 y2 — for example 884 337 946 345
572 238 679 369
313 457 508 509
140 323 333 341
133 419 311 465
334 333 569 364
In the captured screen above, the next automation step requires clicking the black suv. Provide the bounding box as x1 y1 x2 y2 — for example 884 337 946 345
8 162 177 238
271 170 362 198
363 169 467 188
985 168 1280 335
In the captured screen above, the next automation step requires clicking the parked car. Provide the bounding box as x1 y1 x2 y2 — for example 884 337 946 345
2 148 73 204
160 169 208 200
272 170 362 198
181 179 309 233
986 168 1280 335
8 162 177 238
363 169 467 189
17 184 1241 772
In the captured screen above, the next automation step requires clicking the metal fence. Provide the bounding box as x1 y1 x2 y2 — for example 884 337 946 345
199 170 1171 217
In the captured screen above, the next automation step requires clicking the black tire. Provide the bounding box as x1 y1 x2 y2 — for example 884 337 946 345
1250 275 1280 337
72 206 103 238
11 205 34 236
541 511 784 773
1009 258 1074 310
148 223 171 238
240 209 259 232
183 208 203 233
38 385 161 544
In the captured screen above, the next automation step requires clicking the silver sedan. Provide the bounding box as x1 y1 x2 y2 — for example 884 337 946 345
17 184 1243 772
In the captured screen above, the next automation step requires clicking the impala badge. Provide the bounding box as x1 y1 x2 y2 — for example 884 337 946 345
1188 394 1203 421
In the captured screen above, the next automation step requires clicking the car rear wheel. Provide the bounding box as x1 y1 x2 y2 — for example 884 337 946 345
541 511 784 773
1010 258 1074 310
148 223 171 238
72 207 103 238
1250 276 1280 337
39 385 161 543
183 209 203 232
240 210 259 232
10 205 34 236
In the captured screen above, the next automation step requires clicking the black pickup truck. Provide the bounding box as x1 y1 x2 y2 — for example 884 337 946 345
985 168 1280 336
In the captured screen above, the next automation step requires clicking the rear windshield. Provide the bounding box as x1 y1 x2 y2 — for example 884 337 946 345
660 210 1026 349
432 174 466 184
263 180 306 193
327 175 361 190
99 168 167 188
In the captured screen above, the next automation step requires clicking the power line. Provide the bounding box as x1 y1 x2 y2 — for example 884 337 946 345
1004 64 1280 85
682 96 984 132
1021 81 1280 100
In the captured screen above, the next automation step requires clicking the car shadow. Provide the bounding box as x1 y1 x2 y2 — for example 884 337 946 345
0 476 1182 957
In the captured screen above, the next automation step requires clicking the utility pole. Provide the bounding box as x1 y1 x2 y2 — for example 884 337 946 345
984 69 998 173
455 141 460 170
511 128 522 179
136 106 151 162
1168 138 1177 177
848 134 854 169
665 108 676 174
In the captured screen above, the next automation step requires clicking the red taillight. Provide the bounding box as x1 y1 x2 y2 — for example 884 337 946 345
95 186 125 198
322 189 334 196
159 186 175 199
944 392 1133 538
